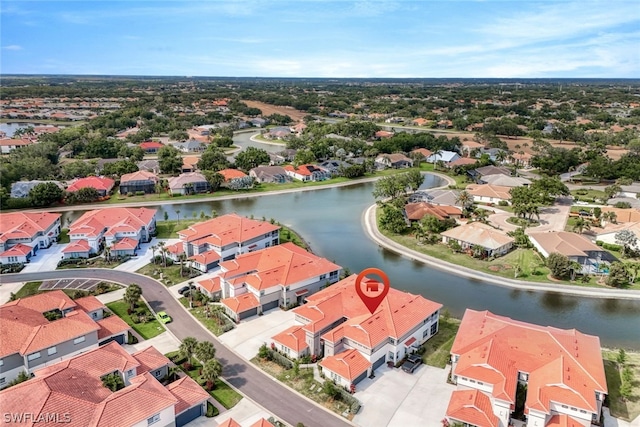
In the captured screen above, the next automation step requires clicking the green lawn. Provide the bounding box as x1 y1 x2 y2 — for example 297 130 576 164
155 220 200 238
58 229 70 243
106 299 165 339
570 188 607 202
420 316 460 368
280 225 309 250
602 350 640 421
136 262 199 287
13 282 43 299
12 281 121 300
178 297 230 336
175 356 242 409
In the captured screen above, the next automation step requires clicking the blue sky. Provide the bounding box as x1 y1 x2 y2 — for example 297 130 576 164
1 1 639 78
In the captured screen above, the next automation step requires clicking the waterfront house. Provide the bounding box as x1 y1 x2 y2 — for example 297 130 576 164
249 166 291 184
168 213 280 272
447 309 607 427
426 150 460 166
404 202 463 222
10 180 65 199
374 153 414 169
168 172 210 195
220 242 342 321
119 170 158 195
0 212 61 265
68 207 156 254
529 231 615 274
595 222 640 251
66 176 115 197
0 341 209 427
441 222 514 257
410 148 433 160
0 291 130 385
284 164 331 182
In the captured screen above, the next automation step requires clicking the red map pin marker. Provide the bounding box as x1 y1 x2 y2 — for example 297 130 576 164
355 268 390 314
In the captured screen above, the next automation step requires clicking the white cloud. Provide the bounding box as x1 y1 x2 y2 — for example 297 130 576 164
2 45 22 51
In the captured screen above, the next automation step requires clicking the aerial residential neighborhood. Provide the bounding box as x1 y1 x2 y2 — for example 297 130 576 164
1 70 640 427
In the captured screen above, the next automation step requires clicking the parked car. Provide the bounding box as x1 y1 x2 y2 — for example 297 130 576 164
157 311 172 324
178 284 195 295
401 354 422 373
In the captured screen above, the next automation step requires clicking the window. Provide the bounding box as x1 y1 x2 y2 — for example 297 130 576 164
0 378 5 385
320 274 326 280
329 271 338 277
27 352 41 361
423 329 429 338
0 359 3 367
430 323 438 335
147 414 160 426
47 346 57 356
265 242 270 247
73 336 86 345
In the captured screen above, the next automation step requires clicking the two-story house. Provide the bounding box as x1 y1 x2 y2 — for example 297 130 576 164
447 309 608 427
0 342 210 427
219 242 342 321
67 207 157 256
272 275 442 388
168 213 281 272
0 212 61 265
0 291 130 386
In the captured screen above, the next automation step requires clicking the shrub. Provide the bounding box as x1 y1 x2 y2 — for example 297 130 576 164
135 191 145 196
130 314 140 323
182 362 193 371
614 201 632 209
498 200 509 206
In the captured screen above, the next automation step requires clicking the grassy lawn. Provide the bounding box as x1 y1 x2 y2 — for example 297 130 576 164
280 225 309 250
252 357 356 420
12 281 122 300
155 220 200 238
177 297 231 336
57 256 126 270
106 299 165 339
58 229 70 244
419 316 460 368
602 349 640 421
571 188 607 202
136 262 199 287
13 281 43 298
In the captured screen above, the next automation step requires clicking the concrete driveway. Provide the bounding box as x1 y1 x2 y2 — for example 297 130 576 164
353 364 454 427
218 309 296 360
21 243 65 273
488 197 572 235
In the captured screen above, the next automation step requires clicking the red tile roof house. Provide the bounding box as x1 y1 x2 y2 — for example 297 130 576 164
139 140 165 154
219 242 342 322
68 207 157 255
219 418 276 427
284 164 331 182
0 341 210 427
0 212 61 265
466 184 513 205
168 213 281 273
119 170 159 195
276 275 442 388
66 176 115 197
0 138 33 154
446 309 607 427
0 290 130 385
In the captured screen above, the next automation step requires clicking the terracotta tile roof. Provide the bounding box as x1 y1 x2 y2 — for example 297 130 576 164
62 239 91 253
198 277 221 294
450 309 607 415
0 138 33 146
462 140 485 149
0 243 33 257
441 222 514 250
219 418 243 427
178 213 279 247
168 172 208 190
13 289 76 312
410 148 433 158
67 176 115 193
284 164 326 176
119 170 158 184
74 296 105 313
250 418 276 427
449 157 478 167
221 293 260 314
546 414 585 427
446 389 499 427
139 141 165 150
221 242 340 291
189 250 221 265
132 346 170 373
166 376 210 414
466 184 512 200
529 231 603 258
21 310 100 355
69 207 156 239
0 212 60 243
319 349 371 382
166 242 184 255
405 202 462 221
375 130 394 138
111 237 138 251
218 168 248 181
272 326 309 353
600 207 640 223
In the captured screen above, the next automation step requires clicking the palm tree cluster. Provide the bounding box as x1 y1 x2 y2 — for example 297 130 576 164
178 336 223 391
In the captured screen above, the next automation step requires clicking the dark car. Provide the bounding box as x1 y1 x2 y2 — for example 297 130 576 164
401 354 423 373
178 284 195 295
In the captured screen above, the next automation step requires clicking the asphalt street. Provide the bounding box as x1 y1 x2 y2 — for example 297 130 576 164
0 269 353 427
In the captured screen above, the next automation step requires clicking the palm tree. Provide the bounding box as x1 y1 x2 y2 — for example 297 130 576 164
178 253 187 277
474 209 489 224
157 241 167 267
195 341 216 363
179 337 199 364
495 150 507 165
432 149 443 171
200 358 223 390
124 284 142 312
572 217 591 234
570 261 582 281
150 244 157 262
175 209 181 224
455 190 474 213
104 246 112 264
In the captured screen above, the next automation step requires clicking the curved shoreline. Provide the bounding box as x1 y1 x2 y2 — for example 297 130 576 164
362 203 640 300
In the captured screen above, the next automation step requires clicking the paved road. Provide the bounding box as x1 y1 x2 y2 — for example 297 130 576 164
488 196 573 235
0 269 353 427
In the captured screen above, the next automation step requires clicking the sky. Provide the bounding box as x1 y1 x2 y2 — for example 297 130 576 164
1 1 639 78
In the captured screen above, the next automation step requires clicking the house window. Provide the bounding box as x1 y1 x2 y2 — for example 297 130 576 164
423 329 429 338
27 352 41 361
0 378 5 385
430 323 438 335
320 274 327 280
0 359 3 367
265 242 271 247
47 346 57 356
329 271 338 278
147 414 160 425
73 336 86 345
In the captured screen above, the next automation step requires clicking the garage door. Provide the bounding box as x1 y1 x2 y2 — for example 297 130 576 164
262 299 279 312
372 355 386 370
238 307 258 320
176 404 203 427
353 370 368 385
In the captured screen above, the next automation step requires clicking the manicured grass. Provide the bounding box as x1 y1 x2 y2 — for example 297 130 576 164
280 225 309 250
58 229 70 244
571 188 607 202
178 297 230 336
106 299 165 339
155 220 200 238
175 356 242 409
14 281 42 298
420 316 460 368
506 217 540 228
136 262 199 287
252 357 356 420
602 349 640 421
57 256 126 270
